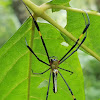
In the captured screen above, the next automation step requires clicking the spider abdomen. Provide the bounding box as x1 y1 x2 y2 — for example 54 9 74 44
52 69 58 93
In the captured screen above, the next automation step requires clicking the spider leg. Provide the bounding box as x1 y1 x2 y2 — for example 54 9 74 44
59 34 86 64
58 71 76 100
58 67 73 75
25 39 50 66
46 71 51 100
59 11 90 64
31 68 50 74
22 0 50 63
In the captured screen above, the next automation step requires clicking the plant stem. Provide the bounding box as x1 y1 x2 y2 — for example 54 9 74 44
41 13 100 61
41 4 100 17
22 0 100 62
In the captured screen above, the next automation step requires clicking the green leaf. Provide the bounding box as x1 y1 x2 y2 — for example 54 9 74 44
64 11 100 56
48 0 70 12
0 18 31 100
49 0 70 5
0 17 85 100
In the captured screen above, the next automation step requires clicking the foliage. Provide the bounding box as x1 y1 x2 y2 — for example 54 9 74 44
0 17 84 100
64 11 100 56
0 0 100 100
0 0 21 47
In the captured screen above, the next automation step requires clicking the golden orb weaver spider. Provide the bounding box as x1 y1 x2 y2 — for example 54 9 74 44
22 0 90 100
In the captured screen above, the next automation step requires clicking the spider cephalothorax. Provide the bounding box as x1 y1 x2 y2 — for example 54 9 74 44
50 56 59 70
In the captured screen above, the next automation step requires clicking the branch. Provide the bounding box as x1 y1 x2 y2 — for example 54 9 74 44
22 0 100 61
41 4 100 17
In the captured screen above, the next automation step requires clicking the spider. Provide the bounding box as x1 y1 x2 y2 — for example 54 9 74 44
22 1 90 100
